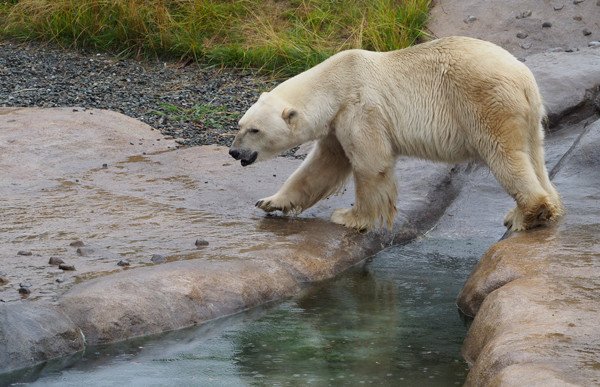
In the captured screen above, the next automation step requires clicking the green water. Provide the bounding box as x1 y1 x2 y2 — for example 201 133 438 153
15 237 488 386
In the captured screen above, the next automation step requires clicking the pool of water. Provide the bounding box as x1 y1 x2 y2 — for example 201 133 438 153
12 237 489 386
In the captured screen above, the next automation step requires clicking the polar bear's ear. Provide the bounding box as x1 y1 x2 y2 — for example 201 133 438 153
282 107 298 126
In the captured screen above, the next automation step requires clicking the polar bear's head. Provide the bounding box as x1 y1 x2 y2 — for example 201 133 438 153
229 92 300 167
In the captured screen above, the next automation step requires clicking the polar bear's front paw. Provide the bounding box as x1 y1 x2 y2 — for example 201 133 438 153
331 208 369 232
255 195 297 214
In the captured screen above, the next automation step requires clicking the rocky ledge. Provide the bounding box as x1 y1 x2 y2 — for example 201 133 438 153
1 2 600 383
429 1 600 385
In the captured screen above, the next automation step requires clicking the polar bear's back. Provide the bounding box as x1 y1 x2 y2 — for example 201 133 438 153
349 37 544 162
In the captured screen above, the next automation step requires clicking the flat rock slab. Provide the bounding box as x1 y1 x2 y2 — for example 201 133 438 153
429 0 600 58
458 119 600 385
0 107 461 373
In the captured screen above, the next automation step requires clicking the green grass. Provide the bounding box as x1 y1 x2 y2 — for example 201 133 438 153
151 101 241 129
0 0 431 76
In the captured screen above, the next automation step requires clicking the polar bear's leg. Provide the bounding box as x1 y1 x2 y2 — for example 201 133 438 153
331 166 397 231
492 153 548 231
527 124 565 217
255 134 352 214
329 115 398 231
484 122 561 231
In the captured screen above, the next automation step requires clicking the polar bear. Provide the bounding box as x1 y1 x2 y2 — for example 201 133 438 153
229 36 564 232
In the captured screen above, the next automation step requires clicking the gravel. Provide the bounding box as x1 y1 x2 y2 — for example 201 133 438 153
0 40 275 148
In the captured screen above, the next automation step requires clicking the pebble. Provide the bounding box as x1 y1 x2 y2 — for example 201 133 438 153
0 41 274 149
19 282 32 288
516 10 532 19
77 247 95 256
573 0 585 3
0 277 7 285
117 260 130 267
582 28 592 36
542 21 553 28
195 239 210 247
464 15 477 24
151 254 167 263
520 42 533 49
554 4 564 10
517 32 529 39
70 240 85 247
589 41 600 47
49 257 64 265
59 263 76 271
18 287 31 295
17 250 32 256
56 276 65 283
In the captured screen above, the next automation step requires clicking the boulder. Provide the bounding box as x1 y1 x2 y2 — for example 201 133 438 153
458 120 600 385
0 302 84 375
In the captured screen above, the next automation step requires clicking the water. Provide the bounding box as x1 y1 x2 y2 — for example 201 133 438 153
11 237 489 386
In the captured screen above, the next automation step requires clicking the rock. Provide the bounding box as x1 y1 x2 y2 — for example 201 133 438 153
117 260 130 267
195 239 209 247
59 263 75 271
583 27 592 35
573 0 585 3
516 10 532 18
56 276 65 283
459 120 600 385
17 250 32 256
0 302 84 374
18 287 30 295
428 0 600 58
542 21 553 27
524 48 600 126
464 15 477 24
19 282 32 288
69 240 85 247
0 277 7 285
150 254 167 264
76 247 94 256
589 41 600 47
516 32 528 39
49 257 65 265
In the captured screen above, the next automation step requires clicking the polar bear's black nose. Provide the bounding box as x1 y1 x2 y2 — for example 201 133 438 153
229 149 241 160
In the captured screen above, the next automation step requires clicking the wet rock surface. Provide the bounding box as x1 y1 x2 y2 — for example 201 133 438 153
0 107 461 372
0 302 84 374
457 121 600 386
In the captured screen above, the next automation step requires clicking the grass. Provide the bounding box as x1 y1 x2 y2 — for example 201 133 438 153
0 0 431 77
151 101 241 129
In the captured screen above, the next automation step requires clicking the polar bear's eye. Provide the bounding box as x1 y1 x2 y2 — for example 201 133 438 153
249 128 260 134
